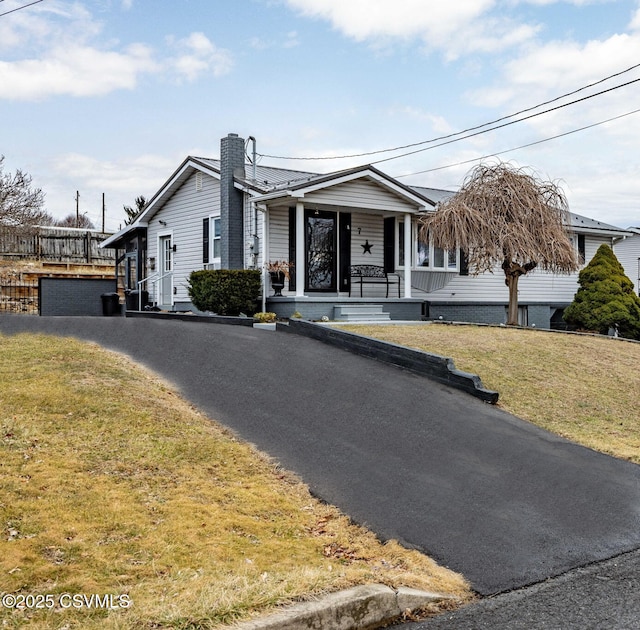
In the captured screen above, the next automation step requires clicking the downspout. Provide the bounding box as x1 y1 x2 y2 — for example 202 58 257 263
246 136 259 270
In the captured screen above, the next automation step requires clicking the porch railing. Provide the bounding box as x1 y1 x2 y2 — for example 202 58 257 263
136 271 173 311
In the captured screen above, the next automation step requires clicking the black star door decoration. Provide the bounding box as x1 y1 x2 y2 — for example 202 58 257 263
361 240 373 254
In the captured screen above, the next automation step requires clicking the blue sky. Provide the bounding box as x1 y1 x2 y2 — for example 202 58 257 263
1 0 640 231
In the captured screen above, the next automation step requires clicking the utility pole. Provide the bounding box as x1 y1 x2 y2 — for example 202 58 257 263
102 193 105 233
76 190 80 228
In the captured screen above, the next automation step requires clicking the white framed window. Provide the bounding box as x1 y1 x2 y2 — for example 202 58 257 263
204 215 221 269
212 217 221 260
569 233 586 265
399 221 458 271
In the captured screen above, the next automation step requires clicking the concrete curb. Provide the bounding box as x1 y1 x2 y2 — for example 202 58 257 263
278 319 499 404
232 584 453 630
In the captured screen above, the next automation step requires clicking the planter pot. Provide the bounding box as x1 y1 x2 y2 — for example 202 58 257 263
269 271 286 296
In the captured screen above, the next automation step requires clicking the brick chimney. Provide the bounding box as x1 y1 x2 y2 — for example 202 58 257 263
220 133 245 269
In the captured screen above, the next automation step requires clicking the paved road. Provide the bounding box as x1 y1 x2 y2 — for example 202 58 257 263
400 548 640 629
1 316 639 598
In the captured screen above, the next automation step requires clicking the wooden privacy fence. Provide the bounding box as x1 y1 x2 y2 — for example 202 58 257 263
0 227 115 265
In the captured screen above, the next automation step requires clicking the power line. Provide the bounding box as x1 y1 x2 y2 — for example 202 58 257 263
257 63 640 162
395 107 640 177
0 0 45 18
367 76 640 166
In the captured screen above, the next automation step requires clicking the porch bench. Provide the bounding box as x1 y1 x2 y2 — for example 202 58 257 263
349 265 400 298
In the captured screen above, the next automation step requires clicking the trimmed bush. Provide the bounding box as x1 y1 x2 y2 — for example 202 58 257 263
563 244 640 339
188 269 261 316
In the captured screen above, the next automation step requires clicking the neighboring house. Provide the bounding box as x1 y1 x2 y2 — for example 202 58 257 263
614 227 640 296
102 133 632 326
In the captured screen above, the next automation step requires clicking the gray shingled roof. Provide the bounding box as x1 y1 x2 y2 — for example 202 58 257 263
408 185 455 205
567 212 627 233
193 157 319 192
185 157 631 234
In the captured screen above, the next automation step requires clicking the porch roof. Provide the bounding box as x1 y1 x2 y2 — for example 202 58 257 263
250 163 436 211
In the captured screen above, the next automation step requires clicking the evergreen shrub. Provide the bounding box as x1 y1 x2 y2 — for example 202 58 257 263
563 244 640 339
188 269 261 316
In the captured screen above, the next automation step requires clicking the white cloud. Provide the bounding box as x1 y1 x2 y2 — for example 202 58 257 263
390 106 455 135
0 4 233 101
517 0 612 5
167 32 233 82
501 34 640 96
46 152 178 230
286 0 494 40
0 43 159 100
249 31 300 50
464 20 640 144
284 0 540 58
0 1 97 52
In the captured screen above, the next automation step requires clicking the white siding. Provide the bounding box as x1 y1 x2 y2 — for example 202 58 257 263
350 211 384 267
304 179 420 213
424 267 579 303
426 235 613 303
268 207 290 263
614 233 640 296
147 171 220 304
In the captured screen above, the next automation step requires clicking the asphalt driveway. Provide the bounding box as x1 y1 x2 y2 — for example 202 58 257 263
1 315 639 596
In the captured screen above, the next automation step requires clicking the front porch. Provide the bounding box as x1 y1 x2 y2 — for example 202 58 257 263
266 296 425 321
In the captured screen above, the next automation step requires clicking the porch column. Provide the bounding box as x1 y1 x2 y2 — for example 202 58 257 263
295 201 305 297
261 204 268 312
404 213 412 298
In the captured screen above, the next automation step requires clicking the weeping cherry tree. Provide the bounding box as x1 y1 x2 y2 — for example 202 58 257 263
420 162 579 326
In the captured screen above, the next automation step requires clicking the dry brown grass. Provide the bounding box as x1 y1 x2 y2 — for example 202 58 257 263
340 323 640 464
0 333 471 629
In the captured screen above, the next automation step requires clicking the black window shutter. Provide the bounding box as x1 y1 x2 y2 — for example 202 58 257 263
459 249 469 276
203 218 209 265
383 217 396 273
339 213 351 292
288 207 296 291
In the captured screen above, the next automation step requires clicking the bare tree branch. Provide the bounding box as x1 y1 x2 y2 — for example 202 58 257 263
55 213 96 229
420 162 579 325
0 155 48 232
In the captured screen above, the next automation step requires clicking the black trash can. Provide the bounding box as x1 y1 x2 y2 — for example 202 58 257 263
101 293 121 316
125 289 149 311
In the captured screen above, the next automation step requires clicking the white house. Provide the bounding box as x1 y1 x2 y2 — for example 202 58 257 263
614 227 640 296
102 133 632 327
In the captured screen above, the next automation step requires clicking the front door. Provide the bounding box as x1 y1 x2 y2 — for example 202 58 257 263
158 235 173 305
305 211 337 292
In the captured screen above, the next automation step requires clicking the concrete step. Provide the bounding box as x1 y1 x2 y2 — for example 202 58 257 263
333 304 391 321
